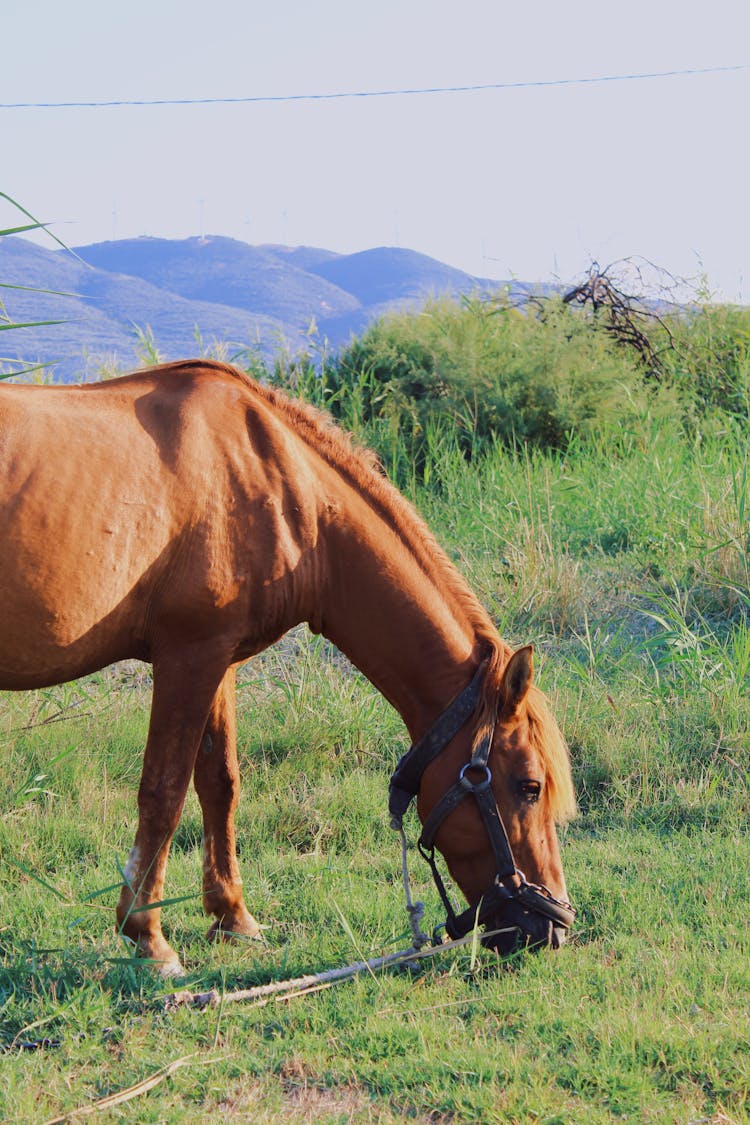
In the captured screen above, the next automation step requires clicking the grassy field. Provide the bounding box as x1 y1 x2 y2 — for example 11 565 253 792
1 412 748 1123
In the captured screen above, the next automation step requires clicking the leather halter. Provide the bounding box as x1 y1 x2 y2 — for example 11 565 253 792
389 661 575 950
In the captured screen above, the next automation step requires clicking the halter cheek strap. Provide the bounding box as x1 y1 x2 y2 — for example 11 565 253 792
417 734 515 878
389 661 487 828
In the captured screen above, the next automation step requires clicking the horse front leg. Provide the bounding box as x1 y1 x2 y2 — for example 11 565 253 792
193 665 261 942
116 650 230 976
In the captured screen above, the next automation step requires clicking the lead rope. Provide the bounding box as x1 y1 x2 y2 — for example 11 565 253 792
163 821 511 1015
395 822 431 950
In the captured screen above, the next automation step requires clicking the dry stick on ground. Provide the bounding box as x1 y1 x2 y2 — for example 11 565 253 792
42 1053 216 1125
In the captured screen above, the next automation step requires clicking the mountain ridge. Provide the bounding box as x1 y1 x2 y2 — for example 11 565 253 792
2 234 527 382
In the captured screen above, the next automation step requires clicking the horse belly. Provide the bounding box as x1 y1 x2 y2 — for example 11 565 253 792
0 473 169 688
0 543 150 688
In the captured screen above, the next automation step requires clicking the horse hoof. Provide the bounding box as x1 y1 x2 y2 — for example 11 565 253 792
207 911 263 944
120 929 186 976
157 956 187 979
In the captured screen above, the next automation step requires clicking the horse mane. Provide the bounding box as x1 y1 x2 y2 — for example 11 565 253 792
526 688 576 822
238 365 502 652
170 360 576 823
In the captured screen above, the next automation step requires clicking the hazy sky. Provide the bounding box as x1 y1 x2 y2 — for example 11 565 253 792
3 0 749 299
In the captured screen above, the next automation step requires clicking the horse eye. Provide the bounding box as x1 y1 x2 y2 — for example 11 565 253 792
517 779 542 803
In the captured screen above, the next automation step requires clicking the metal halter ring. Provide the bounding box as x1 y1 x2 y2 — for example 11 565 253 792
458 762 492 792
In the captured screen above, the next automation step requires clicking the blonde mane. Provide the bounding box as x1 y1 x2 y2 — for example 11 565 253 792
191 361 576 824
527 687 577 822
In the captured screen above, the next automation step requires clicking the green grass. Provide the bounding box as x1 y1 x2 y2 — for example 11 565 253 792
1 416 748 1123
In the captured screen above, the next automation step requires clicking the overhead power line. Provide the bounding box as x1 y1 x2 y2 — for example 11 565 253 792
1 63 748 110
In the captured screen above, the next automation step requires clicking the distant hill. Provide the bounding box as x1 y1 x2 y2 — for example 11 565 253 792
1 234 524 383
309 246 482 305
76 236 360 326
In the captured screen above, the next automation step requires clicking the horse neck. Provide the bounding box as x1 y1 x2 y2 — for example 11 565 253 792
315 496 495 740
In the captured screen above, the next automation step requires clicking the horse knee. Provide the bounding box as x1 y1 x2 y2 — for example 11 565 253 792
195 757 241 811
136 777 185 832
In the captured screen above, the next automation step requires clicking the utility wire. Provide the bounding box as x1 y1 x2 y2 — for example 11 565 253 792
1 63 748 110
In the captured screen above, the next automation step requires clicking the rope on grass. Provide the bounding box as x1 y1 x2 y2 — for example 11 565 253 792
396 822 431 950
163 927 516 1012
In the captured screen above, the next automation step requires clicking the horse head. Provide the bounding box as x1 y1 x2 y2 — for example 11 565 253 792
392 646 576 954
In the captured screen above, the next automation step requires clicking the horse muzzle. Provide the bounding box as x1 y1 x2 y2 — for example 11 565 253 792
480 916 569 956
444 876 576 955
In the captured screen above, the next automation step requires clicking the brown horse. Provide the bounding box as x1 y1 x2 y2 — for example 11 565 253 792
1 360 575 974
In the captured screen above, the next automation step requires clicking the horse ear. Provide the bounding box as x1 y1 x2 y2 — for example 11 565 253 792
500 645 534 717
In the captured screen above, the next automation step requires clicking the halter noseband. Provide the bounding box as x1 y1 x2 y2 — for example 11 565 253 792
389 662 575 950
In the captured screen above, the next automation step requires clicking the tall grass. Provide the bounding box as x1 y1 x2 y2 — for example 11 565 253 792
268 288 750 505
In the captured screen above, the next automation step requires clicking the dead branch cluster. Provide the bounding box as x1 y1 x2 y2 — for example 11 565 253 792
561 259 679 379
493 258 690 381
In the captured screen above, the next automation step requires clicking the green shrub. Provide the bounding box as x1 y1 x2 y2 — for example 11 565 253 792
271 293 668 482
661 301 750 422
